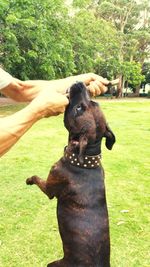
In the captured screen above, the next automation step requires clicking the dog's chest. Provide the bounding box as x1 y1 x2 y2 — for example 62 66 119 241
59 165 105 208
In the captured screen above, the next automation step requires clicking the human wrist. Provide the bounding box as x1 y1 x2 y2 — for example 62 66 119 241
24 102 45 121
65 73 93 87
27 96 56 119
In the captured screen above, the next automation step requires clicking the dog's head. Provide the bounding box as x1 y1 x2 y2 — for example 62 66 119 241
64 82 115 163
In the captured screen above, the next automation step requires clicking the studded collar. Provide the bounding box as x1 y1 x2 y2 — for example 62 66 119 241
64 147 101 169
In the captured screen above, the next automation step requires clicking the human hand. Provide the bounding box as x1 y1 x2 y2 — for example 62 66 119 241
29 89 69 119
75 73 109 97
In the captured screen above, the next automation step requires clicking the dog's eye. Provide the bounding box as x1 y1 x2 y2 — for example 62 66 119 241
74 103 86 116
76 105 82 112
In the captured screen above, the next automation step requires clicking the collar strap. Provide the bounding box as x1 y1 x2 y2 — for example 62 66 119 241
64 148 101 169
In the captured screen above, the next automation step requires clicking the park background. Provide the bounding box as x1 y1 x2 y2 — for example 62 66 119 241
0 0 150 96
0 0 150 267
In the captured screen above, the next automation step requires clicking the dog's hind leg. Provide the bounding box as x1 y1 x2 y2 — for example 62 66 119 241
47 259 67 267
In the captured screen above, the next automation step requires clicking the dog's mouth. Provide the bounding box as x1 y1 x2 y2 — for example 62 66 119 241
70 139 79 146
69 133 81 147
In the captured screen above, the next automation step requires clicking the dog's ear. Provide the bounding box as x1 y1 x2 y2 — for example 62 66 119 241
78 135 88 164
104 125 116 150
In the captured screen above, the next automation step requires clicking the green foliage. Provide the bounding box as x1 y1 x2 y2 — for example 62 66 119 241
142 62 150 84
96 0 150 90
0 0 75 79
122 61 145 87
73 0 92 8
96 0 140 32
70 10 120 77
134 30 150 64
0 0 149 90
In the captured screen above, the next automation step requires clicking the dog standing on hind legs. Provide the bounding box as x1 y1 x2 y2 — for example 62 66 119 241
26 82 116 267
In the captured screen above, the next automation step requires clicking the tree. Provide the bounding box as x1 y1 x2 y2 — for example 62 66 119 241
96 0 150 96
71 0 149 96
122 61 145 92
0 0 75 79
0 0 149 94
70 6 120 78
142 62 150 85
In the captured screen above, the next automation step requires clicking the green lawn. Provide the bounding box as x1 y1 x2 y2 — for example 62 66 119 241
0 99 149 267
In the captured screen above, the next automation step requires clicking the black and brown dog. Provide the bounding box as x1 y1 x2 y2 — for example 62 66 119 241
26 82 115 267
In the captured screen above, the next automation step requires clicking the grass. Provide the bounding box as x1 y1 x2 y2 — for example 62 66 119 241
0 99 149 267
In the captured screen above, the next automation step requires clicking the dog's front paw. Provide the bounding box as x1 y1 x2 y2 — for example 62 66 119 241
26 176 37 185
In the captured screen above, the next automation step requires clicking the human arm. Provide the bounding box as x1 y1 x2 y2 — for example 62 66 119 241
0 90 68 157
1 73 109 102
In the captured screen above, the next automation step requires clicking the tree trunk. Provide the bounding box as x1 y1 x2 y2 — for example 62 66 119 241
134 85 140 96
116 75 123 98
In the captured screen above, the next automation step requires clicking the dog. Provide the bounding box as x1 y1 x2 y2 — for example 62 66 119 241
26 82 115 267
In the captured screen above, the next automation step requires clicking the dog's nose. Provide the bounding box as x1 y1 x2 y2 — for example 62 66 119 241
66 81 84 94
69 82 87 97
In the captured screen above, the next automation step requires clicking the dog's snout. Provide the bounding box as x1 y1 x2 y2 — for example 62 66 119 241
69 82 89 100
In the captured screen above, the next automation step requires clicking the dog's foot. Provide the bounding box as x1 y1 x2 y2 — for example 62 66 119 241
26 176 37 185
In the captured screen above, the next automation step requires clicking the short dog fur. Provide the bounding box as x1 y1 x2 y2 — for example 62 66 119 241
26 82 115 267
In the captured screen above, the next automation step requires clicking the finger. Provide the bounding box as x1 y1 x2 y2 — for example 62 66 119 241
89 82 100 97
62 95 69 105
45 111 60 118
64 92 69 98
96 76 110 85
55 106 66 116
53 93 69 105
92 80 104 96
45 106 66 118
88 81 107 96
88 74 109 85
95 80 108 94
87 83 96 97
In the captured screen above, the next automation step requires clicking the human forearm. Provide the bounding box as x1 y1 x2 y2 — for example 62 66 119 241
1 73 109 102
1 77 78 102
0 90 68 157
24 74 109 95
23 75 85 96
0 105 39 157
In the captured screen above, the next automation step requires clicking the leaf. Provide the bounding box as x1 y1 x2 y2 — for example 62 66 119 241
117 221 125 226
120 210 129 213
